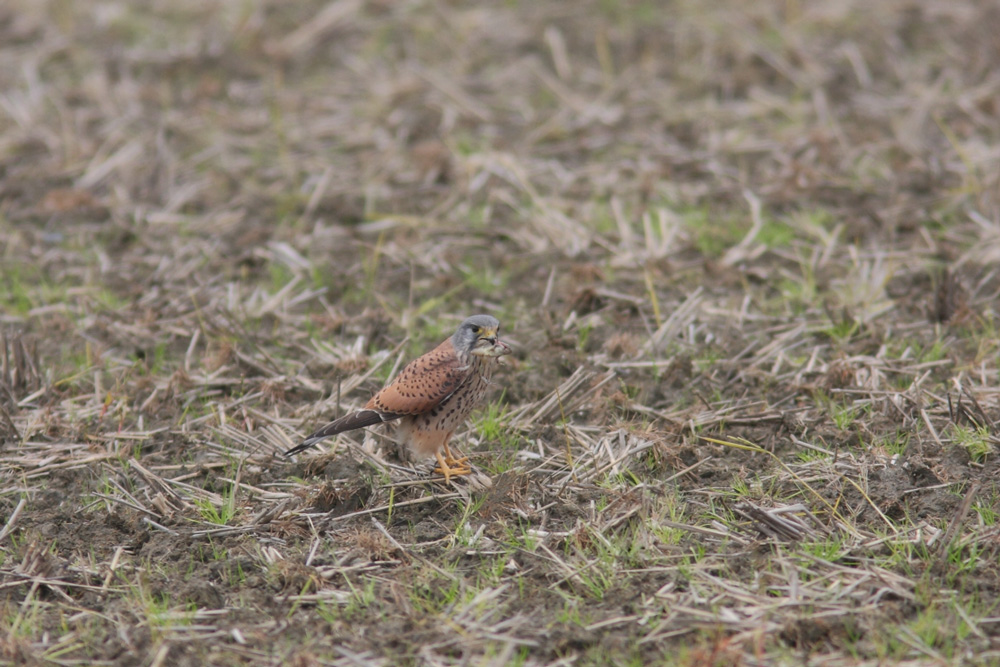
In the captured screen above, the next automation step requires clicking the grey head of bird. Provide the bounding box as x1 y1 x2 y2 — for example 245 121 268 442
452 314 512 358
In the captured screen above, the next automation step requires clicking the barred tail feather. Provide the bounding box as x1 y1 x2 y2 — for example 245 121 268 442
285 409 400 456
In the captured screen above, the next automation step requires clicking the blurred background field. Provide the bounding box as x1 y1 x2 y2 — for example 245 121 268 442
2 1 1000 665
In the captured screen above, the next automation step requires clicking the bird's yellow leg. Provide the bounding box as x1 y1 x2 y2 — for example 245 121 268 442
434 450 470 483
441 442 469 467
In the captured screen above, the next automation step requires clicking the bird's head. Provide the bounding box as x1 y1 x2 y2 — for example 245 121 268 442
453 314 512 358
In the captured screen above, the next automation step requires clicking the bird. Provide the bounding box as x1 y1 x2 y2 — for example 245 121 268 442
286 315 512 482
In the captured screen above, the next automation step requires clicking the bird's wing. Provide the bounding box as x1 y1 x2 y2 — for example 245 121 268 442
366 337 471 415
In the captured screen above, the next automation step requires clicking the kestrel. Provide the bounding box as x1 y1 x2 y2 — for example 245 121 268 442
286 315 512 481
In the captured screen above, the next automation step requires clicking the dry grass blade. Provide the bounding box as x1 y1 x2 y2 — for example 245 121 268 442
0 332 42 399
273 0 363 58
734 502 822 541
509 368 615 429
0 496 27 543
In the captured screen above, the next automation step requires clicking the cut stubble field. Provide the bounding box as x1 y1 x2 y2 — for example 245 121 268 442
2 1 1000 665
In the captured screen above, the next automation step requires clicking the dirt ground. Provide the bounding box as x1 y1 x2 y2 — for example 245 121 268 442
2 0 1000 665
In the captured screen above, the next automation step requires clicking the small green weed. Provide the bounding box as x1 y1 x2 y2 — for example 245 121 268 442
878 429 910 455
832 404 857 431
195 484 238 525
953 425 991 463
800 535 845 561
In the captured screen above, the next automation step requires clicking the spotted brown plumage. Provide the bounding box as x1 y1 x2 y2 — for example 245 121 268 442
286 315 512 482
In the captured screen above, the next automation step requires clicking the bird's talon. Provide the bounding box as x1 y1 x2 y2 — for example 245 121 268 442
433 451 471 483
433 465 472 483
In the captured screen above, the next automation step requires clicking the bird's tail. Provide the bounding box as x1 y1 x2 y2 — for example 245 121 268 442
285 409 400 456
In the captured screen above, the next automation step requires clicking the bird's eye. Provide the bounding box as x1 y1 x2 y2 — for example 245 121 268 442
471 325 480 334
